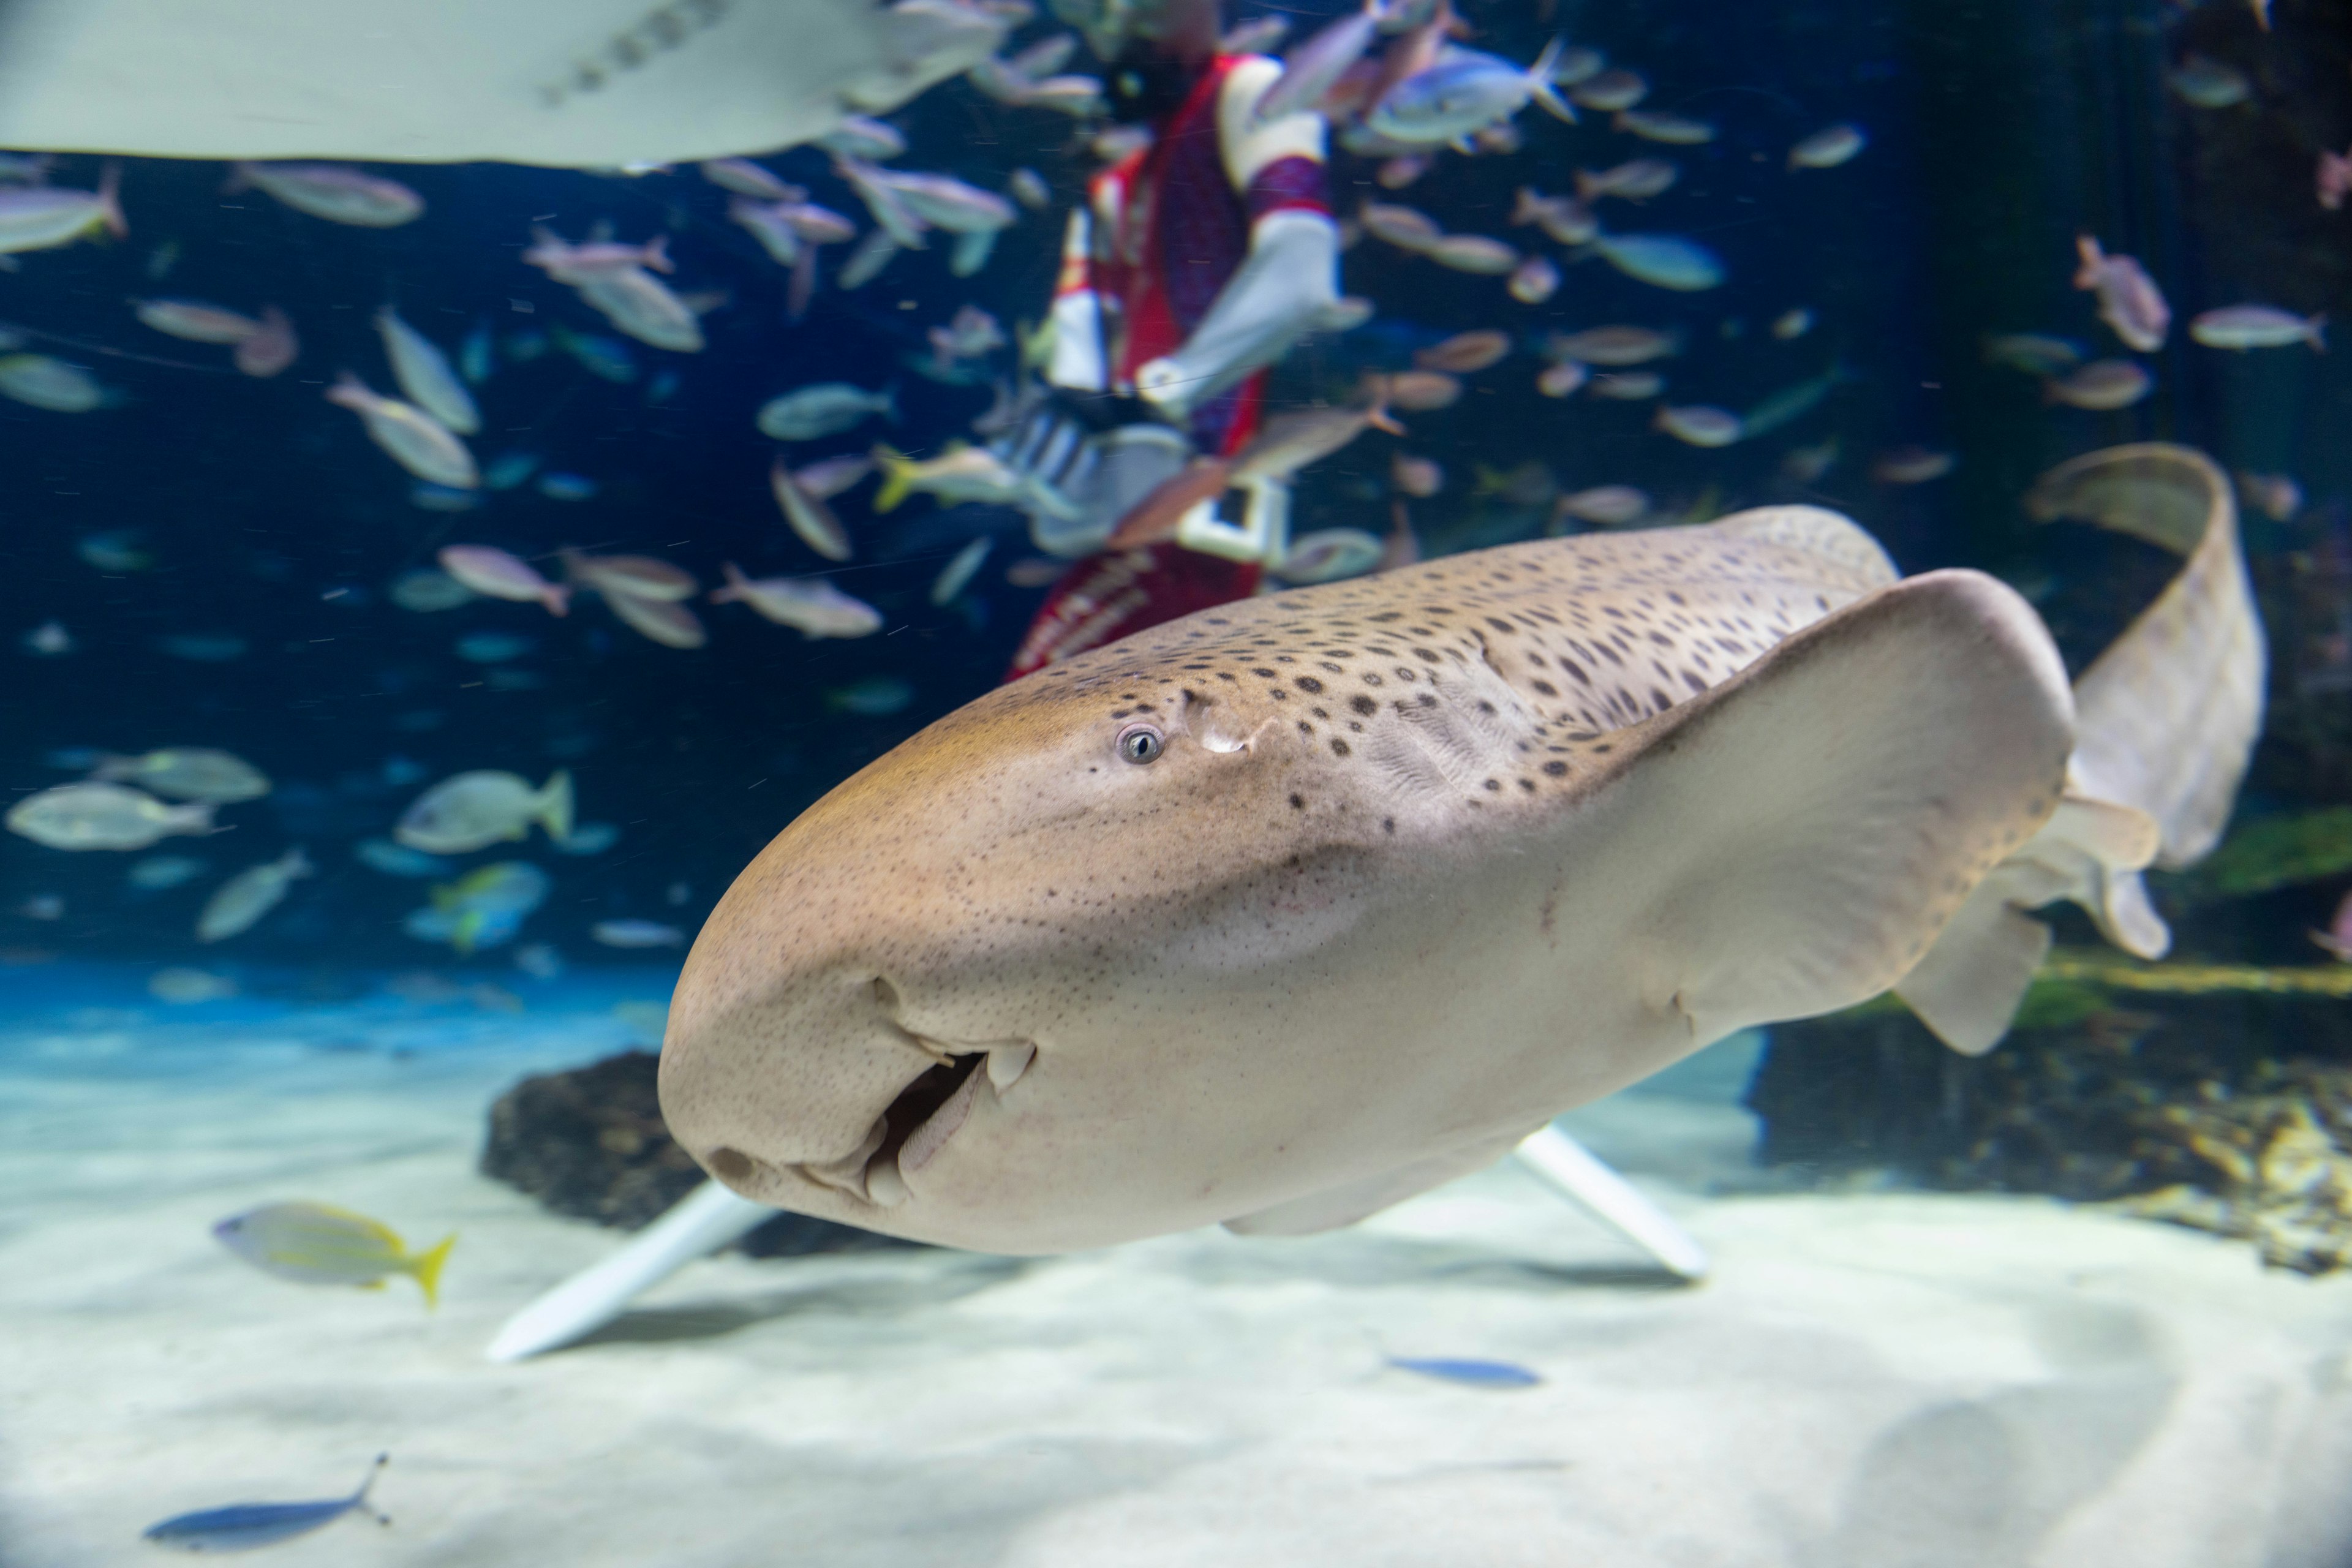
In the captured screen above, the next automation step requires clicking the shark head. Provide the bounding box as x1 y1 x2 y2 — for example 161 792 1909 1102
659 605 1502 1253
662 511 2086 1253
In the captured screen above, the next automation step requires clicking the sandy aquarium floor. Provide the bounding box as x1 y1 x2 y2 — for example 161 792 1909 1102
5 967 2352 1568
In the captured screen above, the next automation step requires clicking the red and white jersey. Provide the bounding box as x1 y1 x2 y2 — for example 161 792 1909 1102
1047 53 1330 455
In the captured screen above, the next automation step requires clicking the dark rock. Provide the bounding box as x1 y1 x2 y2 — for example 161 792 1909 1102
481 1050 913 1259
1747 989 2352 1272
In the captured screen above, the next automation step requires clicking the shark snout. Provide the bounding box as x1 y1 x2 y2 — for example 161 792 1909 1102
658 963 931 1199
658 959 1038 1217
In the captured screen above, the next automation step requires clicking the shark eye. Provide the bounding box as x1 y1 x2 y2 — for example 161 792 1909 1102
1116 723 1164 765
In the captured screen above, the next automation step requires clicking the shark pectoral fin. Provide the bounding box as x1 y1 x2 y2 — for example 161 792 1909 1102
1893 872 2058 1056
1222 1127 1536 1236
1895 791 2165 1055
1596 569 2075 1047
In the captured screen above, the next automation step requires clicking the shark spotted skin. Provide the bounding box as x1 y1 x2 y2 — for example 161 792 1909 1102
660 507 2078 1254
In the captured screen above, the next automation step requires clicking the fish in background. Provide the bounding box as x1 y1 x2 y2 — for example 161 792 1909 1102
770 458 856 560
355 839 452 878
143 1455 391 1553
1588 369 1663 400
1654 404 1743 447
92 748 268 803
1507 255 1559 303
590 919 685 949
1423 233 1519 274
483 451 540 491
1536 360 1587 397
374 307 481 434
437 546 568 616
603 592 709 649
1252 0 1393 124
818 114 909 162
700 157 801 201
23 619 74 655
0 354 111 412
1872 446 1956 484
1787 123 1867 170
127 853 206 890
1567 67 1646 113
1385 1355 1542 1389
2045 358 2153 410
791 453 876 500
872 443 1037 510
196 848 311 942
1392 452 1444 496
389 568 478 612
548 322 639 383
1574 159 1677 203
1414 329 1510 373
213 1202 454 1305
233 305 299 377
1586 232 1725 291
710 564 885 638
394 769 573 855
1615 108 1715 144
1555 484 1649 526
1771 307 1815 340
2321 148 2351 211
1982 332 2084 376
404 861 551 954
552 822 620 856
514 942 564 981
930 537 993 605
2073 235 2169 352
2312 891 2352 962
1274 527 1385 584
1006 167 1052 209
1365 39 1574 146
1739 363 1850 440
522 227 703 352
325 372 478 488
926 303 1005 375
0 162 124 254
560 551 698 603
460 320 494 383
227 162 423 225
132 297 260 343
454 630 535 664
2234 470 2302 522
2168 54 2250 110
757 382 897 441
1547 325 1678 365
148 966 238 1004
827 674 917 715
2188 305 2325 352
7 782 213 850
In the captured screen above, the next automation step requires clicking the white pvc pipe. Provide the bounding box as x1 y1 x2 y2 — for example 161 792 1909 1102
485 1180 773 1362
1513 1125 1711 1281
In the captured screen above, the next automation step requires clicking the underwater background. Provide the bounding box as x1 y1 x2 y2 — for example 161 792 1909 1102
6 0 2352 1560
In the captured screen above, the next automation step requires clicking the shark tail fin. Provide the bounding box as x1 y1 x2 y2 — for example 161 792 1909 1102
1894 443 2263 1055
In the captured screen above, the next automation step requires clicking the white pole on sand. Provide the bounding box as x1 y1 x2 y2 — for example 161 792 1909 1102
484 1179 772 1363
1513 1124 1712 1282
487 1131 1708 1360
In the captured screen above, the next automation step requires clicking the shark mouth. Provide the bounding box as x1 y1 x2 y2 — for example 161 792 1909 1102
796 1039 1035 1208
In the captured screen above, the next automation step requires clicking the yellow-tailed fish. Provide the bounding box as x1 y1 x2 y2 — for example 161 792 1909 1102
212 1202 455 1308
